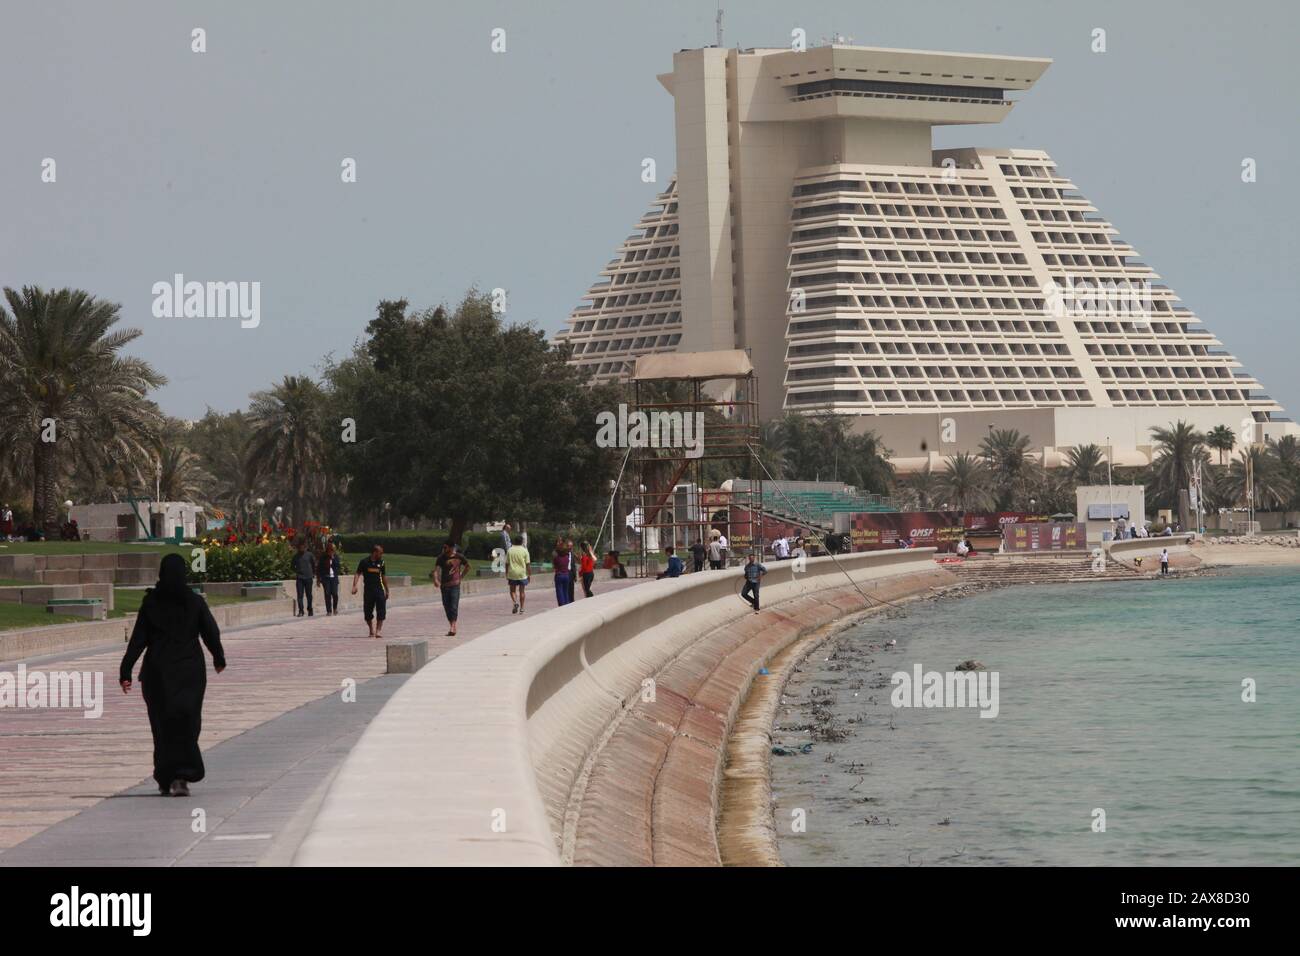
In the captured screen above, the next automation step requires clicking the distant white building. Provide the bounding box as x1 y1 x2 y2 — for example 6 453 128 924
70 501 203 542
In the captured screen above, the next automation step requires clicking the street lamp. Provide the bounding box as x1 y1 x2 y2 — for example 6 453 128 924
384 501 392 532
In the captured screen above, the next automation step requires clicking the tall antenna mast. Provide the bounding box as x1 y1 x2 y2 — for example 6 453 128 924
716 3 724 48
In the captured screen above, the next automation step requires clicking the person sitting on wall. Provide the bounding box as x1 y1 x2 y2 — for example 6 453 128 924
655 546 684 580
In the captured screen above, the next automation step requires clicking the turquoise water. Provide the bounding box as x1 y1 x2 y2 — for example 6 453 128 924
771 567 1300 866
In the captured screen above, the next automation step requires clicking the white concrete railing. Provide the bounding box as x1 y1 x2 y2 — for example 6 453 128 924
293 548 938 866
1106 534 1195 561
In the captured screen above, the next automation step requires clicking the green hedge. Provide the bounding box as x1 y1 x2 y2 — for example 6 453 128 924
336 528 601 562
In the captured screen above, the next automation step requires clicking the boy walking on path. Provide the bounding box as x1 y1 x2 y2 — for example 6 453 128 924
434 541 472 637
741 553 767 613
506 534 531 614
351 544 389 639
293 541 316 617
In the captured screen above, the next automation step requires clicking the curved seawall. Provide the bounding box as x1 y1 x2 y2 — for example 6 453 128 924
294 550 953 865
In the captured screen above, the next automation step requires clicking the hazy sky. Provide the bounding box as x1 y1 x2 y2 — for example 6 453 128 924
2 0 1296 418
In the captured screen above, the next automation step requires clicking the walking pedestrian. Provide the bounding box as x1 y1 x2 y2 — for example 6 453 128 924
293 540 315 617
707 534 723 570
351 544 389 639
740 552 767 613
119 554 226 797
506 533 531 614
578 540 596 598
565 537 578 603
689 538 707 573
773 536 790 561
718 532 730 567
552 538 573 607
433 540 472 637
317 541 341 615
1160 548 1170 576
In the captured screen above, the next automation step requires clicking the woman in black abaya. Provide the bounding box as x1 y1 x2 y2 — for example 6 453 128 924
119 553 227 796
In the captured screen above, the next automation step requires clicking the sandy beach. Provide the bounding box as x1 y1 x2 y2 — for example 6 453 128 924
1191 536 1300 568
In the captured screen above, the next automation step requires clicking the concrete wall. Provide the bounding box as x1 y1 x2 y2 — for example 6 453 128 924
294 548 940 866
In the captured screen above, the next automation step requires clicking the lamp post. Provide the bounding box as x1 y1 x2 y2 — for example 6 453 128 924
255 497 265 530
384 501 391 532
1105 435 1114 539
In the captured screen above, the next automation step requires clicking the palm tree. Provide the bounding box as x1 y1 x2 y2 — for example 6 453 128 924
246 376 327 528
1148 421 1209 513
940 453 996 512
898 464 941 511
156 422 212 504
978 428 1032 510
1222 446 1293 512
0 287 165 533
1271 436 1300 524
1065 443 1108 486
1205 424 1236 466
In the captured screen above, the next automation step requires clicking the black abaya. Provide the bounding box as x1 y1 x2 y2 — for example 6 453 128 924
120 557 226 788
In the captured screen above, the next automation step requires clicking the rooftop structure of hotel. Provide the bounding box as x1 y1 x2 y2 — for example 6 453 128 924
558 42 1294 470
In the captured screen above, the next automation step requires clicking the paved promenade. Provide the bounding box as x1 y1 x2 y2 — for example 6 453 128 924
0 578 641 865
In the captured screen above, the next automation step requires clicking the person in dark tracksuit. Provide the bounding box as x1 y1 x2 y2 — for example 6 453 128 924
351 545 389 639
293 542 315 617
317 542 341 615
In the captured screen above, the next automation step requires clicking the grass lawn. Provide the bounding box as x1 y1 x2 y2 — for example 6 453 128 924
375 553 497 583
0 603 81 631
109 588 248 618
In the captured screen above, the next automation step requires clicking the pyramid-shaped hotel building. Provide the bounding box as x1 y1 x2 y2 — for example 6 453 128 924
557 43 1294 470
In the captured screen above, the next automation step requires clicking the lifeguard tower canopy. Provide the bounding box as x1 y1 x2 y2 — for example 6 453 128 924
632 349 753 382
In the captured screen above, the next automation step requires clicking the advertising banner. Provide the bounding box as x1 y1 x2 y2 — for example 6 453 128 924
1002 521 1087 552
845 511 966 552
963 511 1049 532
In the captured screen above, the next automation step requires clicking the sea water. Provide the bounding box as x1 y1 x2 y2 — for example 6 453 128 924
771 566 1300 866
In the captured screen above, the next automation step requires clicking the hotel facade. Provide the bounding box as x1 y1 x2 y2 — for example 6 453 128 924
558 43 1294 471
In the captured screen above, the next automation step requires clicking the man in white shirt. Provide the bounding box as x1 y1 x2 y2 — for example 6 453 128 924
1160 548 1169 575
718 533 729 567
772 537 790 560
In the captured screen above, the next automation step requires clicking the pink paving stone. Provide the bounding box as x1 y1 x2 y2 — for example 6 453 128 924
0 578 644 852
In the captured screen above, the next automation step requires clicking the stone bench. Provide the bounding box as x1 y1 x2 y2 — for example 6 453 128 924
46 598 106 621
385 639 428 675
240 583 283 599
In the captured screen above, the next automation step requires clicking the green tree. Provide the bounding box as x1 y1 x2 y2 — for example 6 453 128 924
246 375 328 528
324 291 621 543
1205 424 1237 466
1148 421 1209 513
0 287 164 533
978 428 1032 510
1269 435 1300 523
897 464 941 511
940 453 995 512
1221 445 1292 512
1064 443 1108 486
